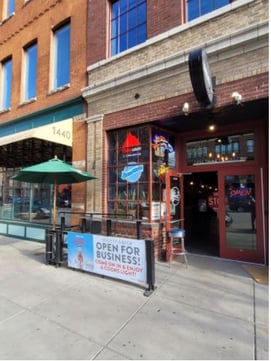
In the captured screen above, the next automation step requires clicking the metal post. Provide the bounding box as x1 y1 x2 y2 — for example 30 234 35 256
81 217 86 233
144 239 155 296
136 220 142 239
106 219 112 236
55 228 62 266
60 216 65 233
45 228 53 264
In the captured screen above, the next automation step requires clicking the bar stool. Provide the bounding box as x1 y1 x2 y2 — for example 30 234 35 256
168 228 188 267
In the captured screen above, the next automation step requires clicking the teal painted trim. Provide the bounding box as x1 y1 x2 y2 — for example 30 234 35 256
0 220 46 243
0 96 84 136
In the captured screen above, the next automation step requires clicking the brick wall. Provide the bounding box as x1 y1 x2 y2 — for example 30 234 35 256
86 0 184 66
147 0 183 38
87 0 268 86
0 0 87 124
85 0 268 119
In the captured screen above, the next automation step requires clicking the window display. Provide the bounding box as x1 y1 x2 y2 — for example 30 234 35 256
108 126 176 220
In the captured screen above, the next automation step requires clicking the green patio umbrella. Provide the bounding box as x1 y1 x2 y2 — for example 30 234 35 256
11 156 96 229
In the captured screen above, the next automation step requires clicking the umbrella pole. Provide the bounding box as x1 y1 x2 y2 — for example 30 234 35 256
53 180 57 230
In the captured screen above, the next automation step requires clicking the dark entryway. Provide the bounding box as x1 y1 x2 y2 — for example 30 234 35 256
184 172 219 256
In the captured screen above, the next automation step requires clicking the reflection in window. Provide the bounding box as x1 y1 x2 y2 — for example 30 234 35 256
0 180 51 224
225 174 256 250
1 58 12 110
4 0 15 18
186 133 254 165
187 0 230 21
24 42 37 101
111 0 147 56
108 126 150 218
53 23 70 89
246 139 254 154
215 141 239 156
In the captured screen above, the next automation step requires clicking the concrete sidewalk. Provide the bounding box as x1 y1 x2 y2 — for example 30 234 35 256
0 235 268 360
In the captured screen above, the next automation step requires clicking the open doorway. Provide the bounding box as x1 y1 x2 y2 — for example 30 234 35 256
183 172 219 256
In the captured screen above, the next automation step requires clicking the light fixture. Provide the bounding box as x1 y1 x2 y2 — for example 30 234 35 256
182 102 189 115
215 136 229 145
208 124 216 132
232 91 242 105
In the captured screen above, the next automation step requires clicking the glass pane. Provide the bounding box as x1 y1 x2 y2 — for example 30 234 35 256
202 0 212 15
54 24 70 88
139 183 148 200
225 175 256 250
129 0 138 7
2 59 12 109
187 0 199 20
138 126 149 144
112 2 119 19
137 24 146 43
138 2 146 23
128 29 137 48
187 0 230 20
111 18 118 37
111 38 118 56
120 13 127 34
120 0 127 13
152 183 160 201
7 0 15 15
25 43 37 100
109 184 116 200
128 8 136 29
108 201 115 214
120 33 127 52
3 181 51 223
216 0 230 8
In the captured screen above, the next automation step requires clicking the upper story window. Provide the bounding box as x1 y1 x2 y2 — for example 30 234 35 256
187 0 230 21
23 42 37 101
4 0 15 18
0 57 12 111
52 22 70 89
111 0 147 56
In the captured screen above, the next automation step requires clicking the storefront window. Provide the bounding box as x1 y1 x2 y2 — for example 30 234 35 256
0 169 72 224
107 126 176 220
0 173 52 223
108 126 150 218
186 133 254 165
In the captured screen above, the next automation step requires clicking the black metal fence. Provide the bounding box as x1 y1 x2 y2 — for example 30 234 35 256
45 212 155 295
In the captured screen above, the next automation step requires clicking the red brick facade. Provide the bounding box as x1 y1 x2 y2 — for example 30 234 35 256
0 0 87 124
83 0 268 263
